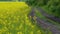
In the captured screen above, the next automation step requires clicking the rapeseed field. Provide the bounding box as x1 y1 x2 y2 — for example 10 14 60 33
0 2 42 34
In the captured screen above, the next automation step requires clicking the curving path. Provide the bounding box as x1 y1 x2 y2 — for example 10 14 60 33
36 7 60 23
29 7 60 34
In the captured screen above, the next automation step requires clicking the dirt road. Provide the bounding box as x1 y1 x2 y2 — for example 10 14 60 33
29 7 60 34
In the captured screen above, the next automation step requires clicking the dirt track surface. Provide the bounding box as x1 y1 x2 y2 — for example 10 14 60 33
36 7 60 23
29 7 60 34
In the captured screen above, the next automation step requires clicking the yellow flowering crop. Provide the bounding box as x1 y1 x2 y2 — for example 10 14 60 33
0 2 41 34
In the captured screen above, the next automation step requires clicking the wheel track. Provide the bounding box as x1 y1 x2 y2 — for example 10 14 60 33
29 7 60 34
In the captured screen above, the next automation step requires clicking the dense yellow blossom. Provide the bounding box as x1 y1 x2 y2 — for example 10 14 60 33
0 2 41 34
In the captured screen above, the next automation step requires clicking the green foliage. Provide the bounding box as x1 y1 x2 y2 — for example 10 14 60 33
26 0 49 7
26 0 60 18
46 0 60 18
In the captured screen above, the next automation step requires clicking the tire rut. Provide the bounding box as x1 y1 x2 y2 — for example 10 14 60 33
29 7 60 34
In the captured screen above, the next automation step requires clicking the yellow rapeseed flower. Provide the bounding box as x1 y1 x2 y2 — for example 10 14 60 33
17 32 23 34
37 30 41 34
30 31 33 34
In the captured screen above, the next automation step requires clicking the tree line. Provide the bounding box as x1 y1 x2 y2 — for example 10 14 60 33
26 0 60 18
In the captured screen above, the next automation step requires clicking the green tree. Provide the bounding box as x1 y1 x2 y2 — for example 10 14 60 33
26 0 49 7
26 0 60 17
47 0 60 17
